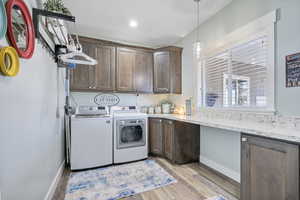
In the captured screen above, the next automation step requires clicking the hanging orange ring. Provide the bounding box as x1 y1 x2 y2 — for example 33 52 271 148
0 46 20 76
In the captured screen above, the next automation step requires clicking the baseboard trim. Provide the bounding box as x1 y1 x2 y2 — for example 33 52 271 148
44 161 65 200
200 155 240 183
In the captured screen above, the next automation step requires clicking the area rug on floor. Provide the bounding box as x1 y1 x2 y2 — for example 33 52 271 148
64 160 177 200
205 196 226 200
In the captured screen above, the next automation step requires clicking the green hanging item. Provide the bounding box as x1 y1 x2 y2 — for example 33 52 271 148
43 0 71 15
0 0 7 39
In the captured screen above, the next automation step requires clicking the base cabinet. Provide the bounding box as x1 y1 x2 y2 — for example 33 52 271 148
174 121 200 164
149 118 164 156
241 134 299 200
163 120 175 161
149 118 200 164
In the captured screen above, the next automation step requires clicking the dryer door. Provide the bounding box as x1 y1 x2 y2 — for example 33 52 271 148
117 119 146 149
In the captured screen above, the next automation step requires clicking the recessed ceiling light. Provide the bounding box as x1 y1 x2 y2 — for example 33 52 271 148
129 20 138 28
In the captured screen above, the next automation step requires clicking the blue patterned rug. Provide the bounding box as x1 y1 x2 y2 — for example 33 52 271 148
65 160 177 200
206 196 226 200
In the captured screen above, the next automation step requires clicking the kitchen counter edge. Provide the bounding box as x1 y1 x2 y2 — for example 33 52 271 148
147 114 300 144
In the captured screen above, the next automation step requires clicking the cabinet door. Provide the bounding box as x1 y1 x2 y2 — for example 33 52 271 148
70 41 95 91
116 48 136 92
170 49 182 94
149 118 164 156
87 43 98 91
174 121 200 164
135 51 153 93
154 52 170 93
95 45 115 91
241 134 299 200
163 119 174 161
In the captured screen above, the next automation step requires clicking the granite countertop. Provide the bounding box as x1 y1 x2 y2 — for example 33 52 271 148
148 113 300 144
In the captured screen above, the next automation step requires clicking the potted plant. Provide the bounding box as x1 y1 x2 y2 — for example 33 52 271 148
43 0 71 45
43 0 71 15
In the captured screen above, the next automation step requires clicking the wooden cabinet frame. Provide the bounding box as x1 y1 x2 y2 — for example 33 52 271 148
149 118 200 164
154 47 182 94
116 47 136 92
70 37 116 92
149 118 164 156
241 134 299 200
116 47 154 93
70 36 182 94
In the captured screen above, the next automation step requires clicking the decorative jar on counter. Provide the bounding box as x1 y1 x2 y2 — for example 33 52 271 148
148 107 154 114
140 106 148 113
155 105 162 114
162 103 171 114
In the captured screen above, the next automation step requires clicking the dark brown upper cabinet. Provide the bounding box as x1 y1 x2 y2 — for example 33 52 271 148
116 47 153 93
70 37 116 92
135 50 153 93
94 45 116 91
154 47 182 94
116 48 136 92
154 51 170 93
241 134 299 200
70 40 94 91
169 47 182 94
71 36 181 94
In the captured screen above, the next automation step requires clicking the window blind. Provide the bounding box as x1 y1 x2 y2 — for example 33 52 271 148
204 36 269 108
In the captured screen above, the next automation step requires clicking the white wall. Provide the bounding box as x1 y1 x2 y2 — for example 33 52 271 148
172 0 300 181
200 127 241 182
71 92 169 108
0 0 65 199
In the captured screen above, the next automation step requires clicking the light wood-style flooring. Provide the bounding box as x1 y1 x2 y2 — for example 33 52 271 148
52 157 240 200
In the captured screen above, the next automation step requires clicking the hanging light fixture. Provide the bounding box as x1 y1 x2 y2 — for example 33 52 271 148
193 0 201 60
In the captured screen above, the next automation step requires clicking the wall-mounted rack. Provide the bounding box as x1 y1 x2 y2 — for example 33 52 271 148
32 8 76 57
32 9 77 166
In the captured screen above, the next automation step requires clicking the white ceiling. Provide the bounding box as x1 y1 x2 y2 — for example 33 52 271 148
64 0 232 48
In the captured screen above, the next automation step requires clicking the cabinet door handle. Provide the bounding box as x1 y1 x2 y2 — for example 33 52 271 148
242 137 247 142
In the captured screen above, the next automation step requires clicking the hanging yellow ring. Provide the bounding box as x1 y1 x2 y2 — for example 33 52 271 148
0 46 20 76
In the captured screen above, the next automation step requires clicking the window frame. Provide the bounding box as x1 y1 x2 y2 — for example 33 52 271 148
223 73 251 107
198 10 277 113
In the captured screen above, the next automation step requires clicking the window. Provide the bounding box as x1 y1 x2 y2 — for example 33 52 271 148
223 74 250 107
200 11 276 111
204 36 271 109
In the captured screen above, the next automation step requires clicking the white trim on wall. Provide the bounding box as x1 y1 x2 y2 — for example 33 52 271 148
44 161 65 200
200 155 240 183
202 10 278 57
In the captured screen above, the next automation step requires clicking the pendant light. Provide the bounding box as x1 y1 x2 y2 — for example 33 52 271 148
194 0 201 60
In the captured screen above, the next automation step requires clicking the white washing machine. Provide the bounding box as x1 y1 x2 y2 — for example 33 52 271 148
112 106 148 164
